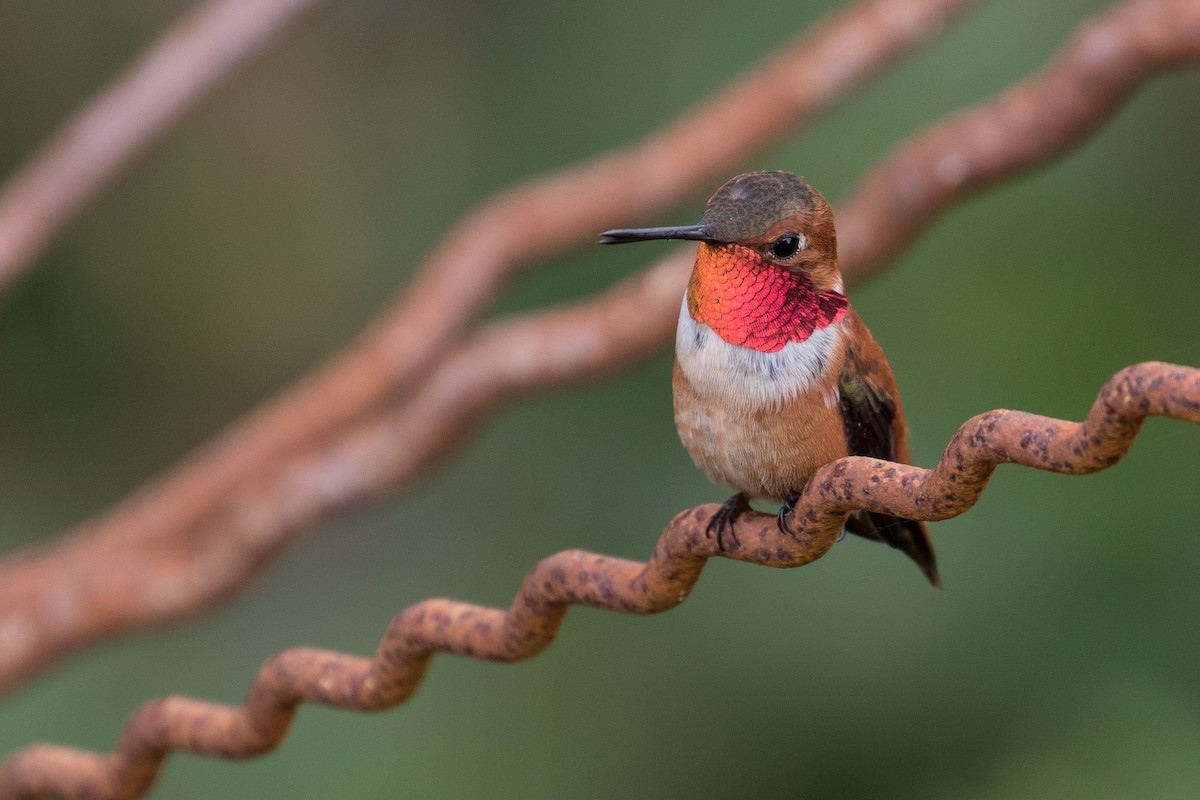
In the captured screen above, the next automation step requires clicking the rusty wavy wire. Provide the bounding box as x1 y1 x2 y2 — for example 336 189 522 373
2 0 1200 693
838 0 1200 281
0 0 976 691
1 361 1197 800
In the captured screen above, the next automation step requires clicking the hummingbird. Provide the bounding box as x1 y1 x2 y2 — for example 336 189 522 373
600 171 938 586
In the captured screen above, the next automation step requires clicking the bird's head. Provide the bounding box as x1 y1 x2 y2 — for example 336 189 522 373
600 171 841 293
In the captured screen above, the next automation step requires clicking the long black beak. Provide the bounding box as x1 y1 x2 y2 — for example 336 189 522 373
598 223 714 245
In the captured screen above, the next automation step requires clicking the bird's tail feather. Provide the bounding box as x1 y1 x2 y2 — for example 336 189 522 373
844 510 940 587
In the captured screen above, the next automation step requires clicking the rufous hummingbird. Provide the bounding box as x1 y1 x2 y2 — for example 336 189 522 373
601 171 938 586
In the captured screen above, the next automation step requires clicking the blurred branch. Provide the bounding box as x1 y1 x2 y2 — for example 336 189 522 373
0 0 328 287
0 0 976 691
1 362 1196 800
0 253 691 693
838 0 1200 281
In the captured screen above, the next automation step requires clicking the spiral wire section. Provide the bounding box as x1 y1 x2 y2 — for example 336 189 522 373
1 361 1197 799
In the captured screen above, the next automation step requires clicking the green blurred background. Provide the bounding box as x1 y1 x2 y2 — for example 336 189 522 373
1 0 1199 797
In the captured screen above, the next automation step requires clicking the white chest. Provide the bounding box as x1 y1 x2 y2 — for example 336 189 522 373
674 295 844 413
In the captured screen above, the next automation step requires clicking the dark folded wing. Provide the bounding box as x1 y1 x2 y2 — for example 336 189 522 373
838 364 940 586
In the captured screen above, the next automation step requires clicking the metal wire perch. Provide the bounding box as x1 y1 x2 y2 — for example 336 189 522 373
0 361 1196 800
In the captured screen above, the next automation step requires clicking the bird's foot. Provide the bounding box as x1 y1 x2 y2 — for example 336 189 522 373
776 489 803 537
706 493 750 551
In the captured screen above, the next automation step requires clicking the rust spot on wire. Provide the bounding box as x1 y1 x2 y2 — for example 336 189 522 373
1 362 1197 799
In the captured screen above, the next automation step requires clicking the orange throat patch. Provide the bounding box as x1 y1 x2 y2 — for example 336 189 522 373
686 243 847 353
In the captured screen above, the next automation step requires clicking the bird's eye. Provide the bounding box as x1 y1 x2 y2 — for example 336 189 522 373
770 233 805 259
